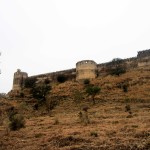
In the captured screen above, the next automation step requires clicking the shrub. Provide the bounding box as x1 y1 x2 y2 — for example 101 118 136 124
46 98 59 113
78 111 90 125
0 93 7 98
44 78 50 85
122 84 128 92
9 114 25 131
57 75 67 83
110 66 126 76
73 90 84 103
24 77 37 88
108 58 126 76
125 104 131 112
33 103 39 110
35 133 43 138
111 58 123 65
19 102 28 110
125 104 132 115
86 86 101 104
53 118 59 125
32 85 51 102
82 106 89 112
20 92 24 98
84 79 90 85
90 131 98 137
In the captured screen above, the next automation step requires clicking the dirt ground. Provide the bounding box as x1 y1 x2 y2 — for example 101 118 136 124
0 68 150 150
0 99 149 150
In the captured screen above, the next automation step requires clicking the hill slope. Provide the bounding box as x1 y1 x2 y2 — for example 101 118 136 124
0 67 150 150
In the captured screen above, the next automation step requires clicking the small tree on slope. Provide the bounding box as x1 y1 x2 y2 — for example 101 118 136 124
86 86 101 104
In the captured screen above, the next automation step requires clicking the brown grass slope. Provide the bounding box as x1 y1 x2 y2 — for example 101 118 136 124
0 68 150 150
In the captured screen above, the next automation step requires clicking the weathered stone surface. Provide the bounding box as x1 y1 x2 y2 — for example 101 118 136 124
12 69 28 91
11 49 150 93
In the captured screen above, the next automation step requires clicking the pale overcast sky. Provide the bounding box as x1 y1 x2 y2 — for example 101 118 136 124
0 0 150 93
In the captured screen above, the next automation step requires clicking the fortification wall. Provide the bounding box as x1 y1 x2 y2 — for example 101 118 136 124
136 49 150 68
137 49 150 58
29 68 76 82
11 49 150 92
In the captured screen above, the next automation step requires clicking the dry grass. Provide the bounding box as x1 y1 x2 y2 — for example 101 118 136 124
0 68 150 150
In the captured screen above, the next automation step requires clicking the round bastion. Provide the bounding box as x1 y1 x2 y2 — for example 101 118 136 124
13 69 28 91
76 60 97 81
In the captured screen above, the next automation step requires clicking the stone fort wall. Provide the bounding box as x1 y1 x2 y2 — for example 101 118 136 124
12 49 150 91
30 68 76 82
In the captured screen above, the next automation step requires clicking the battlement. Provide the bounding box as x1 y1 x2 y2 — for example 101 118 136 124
76 60 96 66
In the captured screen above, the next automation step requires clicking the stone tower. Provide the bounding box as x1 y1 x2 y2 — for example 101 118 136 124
12 69 28 91
76 60 97 81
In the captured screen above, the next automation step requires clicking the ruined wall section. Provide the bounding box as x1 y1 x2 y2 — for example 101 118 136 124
137 49 150 67
97 57 138 76
76 60 97 80
29 68 76 83
97 49 150 75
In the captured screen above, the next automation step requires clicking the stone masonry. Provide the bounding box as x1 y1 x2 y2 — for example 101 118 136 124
11 49 150 92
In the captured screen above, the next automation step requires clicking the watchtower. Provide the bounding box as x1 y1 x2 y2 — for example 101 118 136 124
12 69 28 91
76 60 97 81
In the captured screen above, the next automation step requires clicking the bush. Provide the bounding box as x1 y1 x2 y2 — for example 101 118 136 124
109 58 126 76
125 104 132 115
44 78 50 85
9 114 25 131
24 77 37 88
122 84 128 92
20 92 24 98
86 86 101 104
78 111 90 125
33 103 39 110
73 90 84 103
53 118 59 125
57 75 67 83
0 93 6 98
32 85 51 102
111 58 123 64
90 131 98 137
84 79 90 85
125 104 131 112
46 98 59 113
110 66 126 76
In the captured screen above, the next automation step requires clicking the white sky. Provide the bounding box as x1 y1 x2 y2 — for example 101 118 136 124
0 0 150 93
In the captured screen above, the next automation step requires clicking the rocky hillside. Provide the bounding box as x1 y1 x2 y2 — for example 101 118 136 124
0 67 150 150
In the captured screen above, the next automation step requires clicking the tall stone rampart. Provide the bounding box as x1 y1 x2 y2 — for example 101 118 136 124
29 68 76 83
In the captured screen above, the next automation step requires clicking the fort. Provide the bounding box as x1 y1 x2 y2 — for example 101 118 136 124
11 49 150 92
